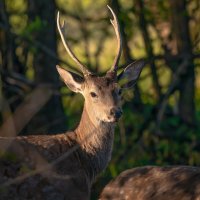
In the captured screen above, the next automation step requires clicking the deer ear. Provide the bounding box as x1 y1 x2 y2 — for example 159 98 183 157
117 60 145 89
56 65 84 93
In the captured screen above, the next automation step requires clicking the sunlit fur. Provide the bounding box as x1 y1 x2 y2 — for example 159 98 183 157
81 74 121 124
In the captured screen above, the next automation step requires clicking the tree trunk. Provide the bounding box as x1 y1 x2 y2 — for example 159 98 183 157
169 0 195 125
26 0 67 134
135 0 162 101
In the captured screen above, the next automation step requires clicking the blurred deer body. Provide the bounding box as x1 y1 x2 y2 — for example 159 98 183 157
99 166 200 200
0 6 145 200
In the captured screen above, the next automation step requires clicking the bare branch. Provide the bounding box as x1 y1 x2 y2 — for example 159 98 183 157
0 86 52 137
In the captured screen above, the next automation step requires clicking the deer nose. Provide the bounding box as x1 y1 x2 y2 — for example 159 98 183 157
110 108 123 119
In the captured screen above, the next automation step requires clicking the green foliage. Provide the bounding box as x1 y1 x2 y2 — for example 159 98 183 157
21 17 45 39
0 151 18 162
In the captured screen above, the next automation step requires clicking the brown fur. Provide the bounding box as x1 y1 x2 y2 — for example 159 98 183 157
99 166 200 200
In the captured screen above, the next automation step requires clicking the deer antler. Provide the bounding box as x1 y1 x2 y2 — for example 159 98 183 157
57 12 91 76
107 5 122 73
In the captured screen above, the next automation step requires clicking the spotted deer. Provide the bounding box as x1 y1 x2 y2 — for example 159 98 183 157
99 166 200 200
0 6 145 200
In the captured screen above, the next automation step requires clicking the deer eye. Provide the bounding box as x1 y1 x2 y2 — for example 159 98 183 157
90 92 98 98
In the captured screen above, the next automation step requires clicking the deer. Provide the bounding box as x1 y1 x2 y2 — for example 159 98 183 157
0 6 145 200
99 166 200 200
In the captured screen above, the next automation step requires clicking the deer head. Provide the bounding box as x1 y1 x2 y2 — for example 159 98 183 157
56 6 145 126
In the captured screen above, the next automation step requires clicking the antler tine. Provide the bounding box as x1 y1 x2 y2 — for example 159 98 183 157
57 11 91 76
107 5 123 73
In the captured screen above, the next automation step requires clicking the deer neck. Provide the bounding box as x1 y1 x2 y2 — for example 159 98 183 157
75 103 115 179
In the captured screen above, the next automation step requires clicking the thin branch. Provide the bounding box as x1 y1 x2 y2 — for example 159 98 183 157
0 22 76 72
0 85 53 137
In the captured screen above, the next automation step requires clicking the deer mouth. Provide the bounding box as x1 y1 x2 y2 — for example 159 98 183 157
107 115 121 123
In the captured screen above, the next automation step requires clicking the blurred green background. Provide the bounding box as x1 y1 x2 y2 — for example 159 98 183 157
0 0 200 199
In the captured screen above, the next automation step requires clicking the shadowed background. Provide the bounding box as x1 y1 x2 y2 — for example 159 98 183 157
0 0 200 199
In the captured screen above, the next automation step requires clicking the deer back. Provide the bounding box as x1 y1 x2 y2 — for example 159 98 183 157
99 166 200 200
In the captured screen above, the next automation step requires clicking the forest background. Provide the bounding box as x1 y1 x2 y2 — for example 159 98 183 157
0 0 200 198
